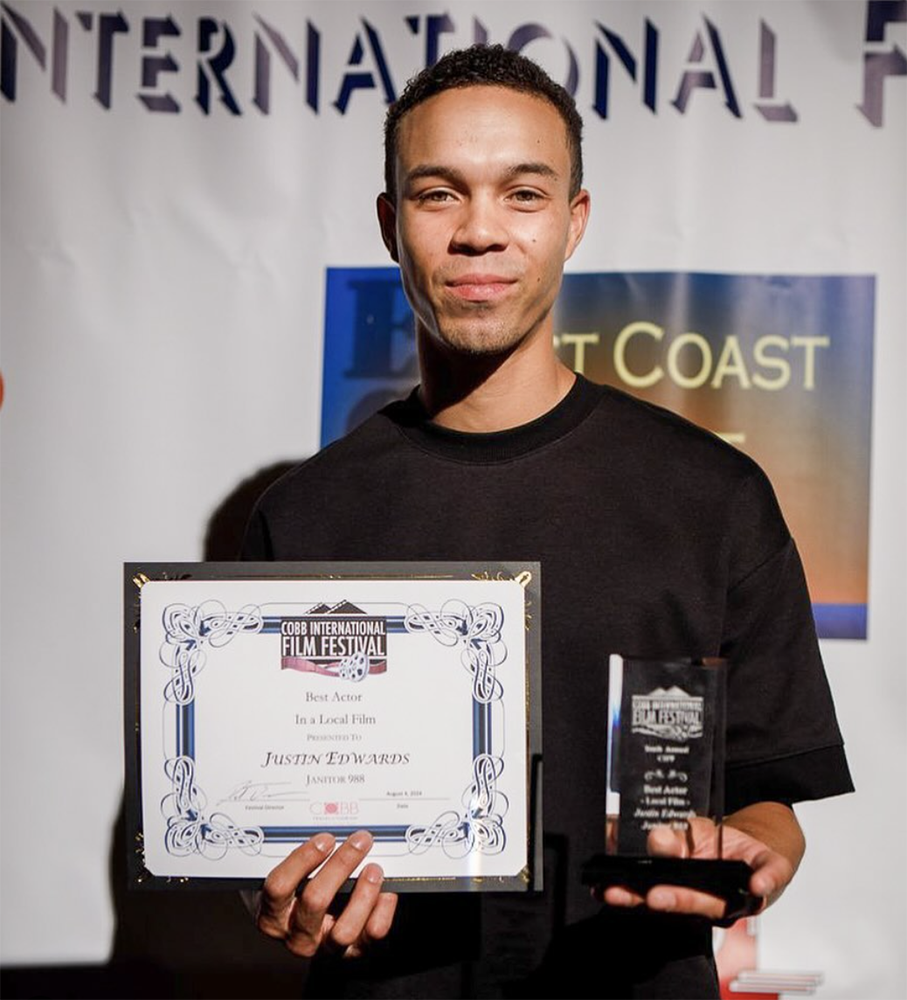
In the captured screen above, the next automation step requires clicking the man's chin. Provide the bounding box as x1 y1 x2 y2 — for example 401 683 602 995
433 326 525 359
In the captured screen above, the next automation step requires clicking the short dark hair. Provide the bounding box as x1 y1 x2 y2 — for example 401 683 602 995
383 44 584 202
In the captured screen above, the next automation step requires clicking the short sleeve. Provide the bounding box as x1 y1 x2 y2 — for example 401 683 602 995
720 475 854 812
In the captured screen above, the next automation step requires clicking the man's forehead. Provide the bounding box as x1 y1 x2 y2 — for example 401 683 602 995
398 83 561 127
394 85 569 167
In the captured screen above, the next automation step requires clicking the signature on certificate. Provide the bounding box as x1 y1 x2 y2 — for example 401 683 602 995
219 780 309 803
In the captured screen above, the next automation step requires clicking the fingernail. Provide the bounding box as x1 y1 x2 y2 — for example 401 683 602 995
364 865 383 884
349 830 372 851
312 833 333 852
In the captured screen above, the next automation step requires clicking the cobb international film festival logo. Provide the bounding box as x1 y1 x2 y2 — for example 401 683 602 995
1 1 904 126
279 600 388 683
631 686 704 742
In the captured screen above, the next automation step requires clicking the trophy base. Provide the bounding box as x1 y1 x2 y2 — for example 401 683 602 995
581 855 759 923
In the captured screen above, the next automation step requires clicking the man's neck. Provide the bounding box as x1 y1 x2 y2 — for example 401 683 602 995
417 330 577 433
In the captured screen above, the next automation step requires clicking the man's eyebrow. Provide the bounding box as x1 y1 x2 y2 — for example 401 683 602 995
403 165 465 188
503 162 560 182
403 161 560 189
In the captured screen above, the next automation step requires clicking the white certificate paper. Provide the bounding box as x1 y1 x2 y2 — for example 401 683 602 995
125 563 540 891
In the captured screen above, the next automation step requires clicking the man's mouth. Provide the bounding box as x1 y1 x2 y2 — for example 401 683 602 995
446 274 516 302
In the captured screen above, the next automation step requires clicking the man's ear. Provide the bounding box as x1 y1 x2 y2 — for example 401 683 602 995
564 189 591 263
376 193 399 262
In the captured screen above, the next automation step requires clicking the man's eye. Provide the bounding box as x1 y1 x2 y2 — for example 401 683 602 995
511 189 544 204
416 190 453 203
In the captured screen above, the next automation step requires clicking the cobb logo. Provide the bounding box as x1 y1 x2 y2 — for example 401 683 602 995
310 801 359 818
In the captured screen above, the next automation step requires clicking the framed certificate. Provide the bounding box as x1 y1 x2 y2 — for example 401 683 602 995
124 562 541 892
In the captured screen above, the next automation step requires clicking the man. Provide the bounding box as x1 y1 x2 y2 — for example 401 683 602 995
242 45 852 998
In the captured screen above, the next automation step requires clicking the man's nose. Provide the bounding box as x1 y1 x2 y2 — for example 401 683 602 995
449 195 508 254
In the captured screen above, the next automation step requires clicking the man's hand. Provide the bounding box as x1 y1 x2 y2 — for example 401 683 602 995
256 830 398 959
600 802 805 920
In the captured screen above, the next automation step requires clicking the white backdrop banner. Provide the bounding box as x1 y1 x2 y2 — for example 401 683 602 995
1 2 905 997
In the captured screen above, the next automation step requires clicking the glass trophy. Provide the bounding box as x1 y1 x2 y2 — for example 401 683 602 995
581 655 756 917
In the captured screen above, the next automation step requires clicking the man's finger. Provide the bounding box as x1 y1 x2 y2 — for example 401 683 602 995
600 885 645 908
327 863 387 949
258 833 335 936
646 826 689 859
645 885 727 921
341 890 400 959
365 890 399 941
748 847 791 903
293 830 375 941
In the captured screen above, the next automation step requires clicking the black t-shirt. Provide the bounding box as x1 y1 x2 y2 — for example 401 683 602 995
242 375 852 998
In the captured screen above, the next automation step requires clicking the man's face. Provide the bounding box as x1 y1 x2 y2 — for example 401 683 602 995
378 85 589 358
